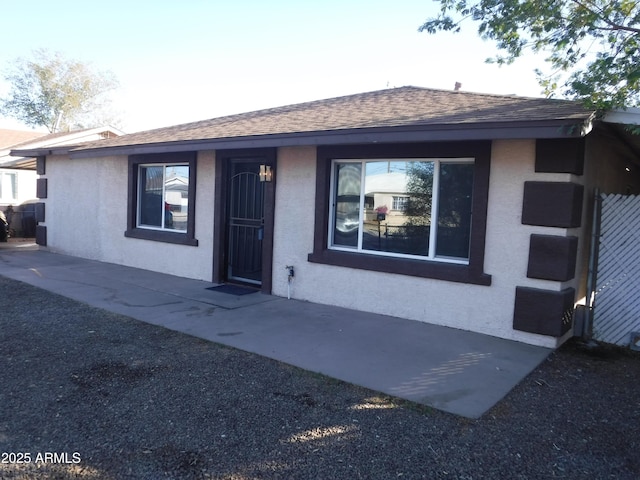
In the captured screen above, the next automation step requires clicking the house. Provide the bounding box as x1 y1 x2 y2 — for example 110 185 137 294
1 126 123 236
0 129 47 214
12 87 640 348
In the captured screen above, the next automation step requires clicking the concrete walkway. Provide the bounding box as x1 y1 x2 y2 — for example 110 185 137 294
0 247 551 418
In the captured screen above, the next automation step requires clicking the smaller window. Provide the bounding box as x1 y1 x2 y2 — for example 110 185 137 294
392 196 408 211
138 164 189 232
126 152 198 246
0 172 17 201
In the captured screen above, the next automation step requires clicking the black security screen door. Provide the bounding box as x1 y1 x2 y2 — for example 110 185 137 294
227 162 265 285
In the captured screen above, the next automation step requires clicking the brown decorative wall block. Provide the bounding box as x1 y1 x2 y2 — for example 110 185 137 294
527 234 579 281
35 225 47 246
36 178 48 199
36 156 46 175
535 138 585 175
522 181 584 228
513 286 575 337
35 202 45 223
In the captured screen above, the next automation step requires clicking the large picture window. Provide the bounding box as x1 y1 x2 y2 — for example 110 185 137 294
330 159 474 263
126 152 198 246
309 143 492 286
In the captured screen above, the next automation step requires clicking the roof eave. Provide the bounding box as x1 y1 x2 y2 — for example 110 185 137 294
603 107 640 126
69 119 592 158
11 145 83 157
0 157 38 170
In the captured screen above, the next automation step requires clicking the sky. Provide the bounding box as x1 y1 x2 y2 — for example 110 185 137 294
0 0 549 134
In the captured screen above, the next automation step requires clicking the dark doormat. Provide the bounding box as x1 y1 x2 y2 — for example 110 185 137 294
206 284 258 296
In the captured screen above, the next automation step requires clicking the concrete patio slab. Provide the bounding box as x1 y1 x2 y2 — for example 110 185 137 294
0 249 551 418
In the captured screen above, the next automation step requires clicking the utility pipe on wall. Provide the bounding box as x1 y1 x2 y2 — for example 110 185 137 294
285 265 294 300
584 188 602 339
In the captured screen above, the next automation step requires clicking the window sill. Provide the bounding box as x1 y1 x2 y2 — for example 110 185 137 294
308 249 491 286
125 228 199 246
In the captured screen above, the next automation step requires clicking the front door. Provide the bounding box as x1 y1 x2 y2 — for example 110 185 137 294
226 161 265 285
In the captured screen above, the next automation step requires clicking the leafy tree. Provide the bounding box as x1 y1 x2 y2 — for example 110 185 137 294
419 0 640 110
403 162 434 255
405 161 434 223
0 49 120 132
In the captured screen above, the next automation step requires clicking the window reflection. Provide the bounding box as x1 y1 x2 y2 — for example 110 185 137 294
139 166 163 227
333 163 361 247
138 164 189 232
363 161 432 256
331 158 474 262
164 165 189 231
436 163 474 259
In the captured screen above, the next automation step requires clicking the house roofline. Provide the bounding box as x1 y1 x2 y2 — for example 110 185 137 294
66 119 591 158
10 145 77 158
603 107 640 126
4 125 125 168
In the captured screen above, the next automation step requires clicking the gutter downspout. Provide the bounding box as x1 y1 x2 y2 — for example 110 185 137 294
583 188 602 339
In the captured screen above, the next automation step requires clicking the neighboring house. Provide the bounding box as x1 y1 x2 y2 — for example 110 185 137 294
0 129 47 208
1 126 122 235
12 87 640 348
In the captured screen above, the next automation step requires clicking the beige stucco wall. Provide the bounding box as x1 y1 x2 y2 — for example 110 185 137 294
41 151 215 281
271 141 576 348
42 135 636 348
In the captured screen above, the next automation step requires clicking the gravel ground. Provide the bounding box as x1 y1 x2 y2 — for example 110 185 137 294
1 275 639 480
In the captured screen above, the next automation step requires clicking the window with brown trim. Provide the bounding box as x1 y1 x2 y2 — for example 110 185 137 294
125 152 198 246
308 142 492 285
329 158 474 263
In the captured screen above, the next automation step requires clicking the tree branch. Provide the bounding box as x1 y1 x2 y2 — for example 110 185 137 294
569 0 640 34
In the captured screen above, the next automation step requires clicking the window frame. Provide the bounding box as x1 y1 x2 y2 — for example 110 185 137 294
0 172 18 202
126 152 198 246
328 157 475 265
308 142 492 286
392 195 408 212
137 163 189 233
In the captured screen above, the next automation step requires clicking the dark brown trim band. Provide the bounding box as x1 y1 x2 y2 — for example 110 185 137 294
125 152 198 246
70 118 590 158
213 148 277 294
308 141 492 286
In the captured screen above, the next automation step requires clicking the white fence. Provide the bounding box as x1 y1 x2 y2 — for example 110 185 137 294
592 194 640 346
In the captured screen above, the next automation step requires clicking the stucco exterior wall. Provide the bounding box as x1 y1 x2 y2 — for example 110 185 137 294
272 142 572 347
41 151 215 281
42 135 634 347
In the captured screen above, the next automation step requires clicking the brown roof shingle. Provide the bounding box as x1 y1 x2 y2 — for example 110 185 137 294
74 86 594 152
0 129 47 149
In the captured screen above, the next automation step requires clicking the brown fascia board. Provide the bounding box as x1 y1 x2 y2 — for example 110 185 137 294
69 118 591 159
11 145 82 157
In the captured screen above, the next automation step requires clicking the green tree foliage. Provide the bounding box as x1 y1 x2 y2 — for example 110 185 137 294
405 161 434 223
419 0 640 110
0 49 120 132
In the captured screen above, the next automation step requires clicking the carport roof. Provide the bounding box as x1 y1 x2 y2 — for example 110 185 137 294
31 86 599 157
